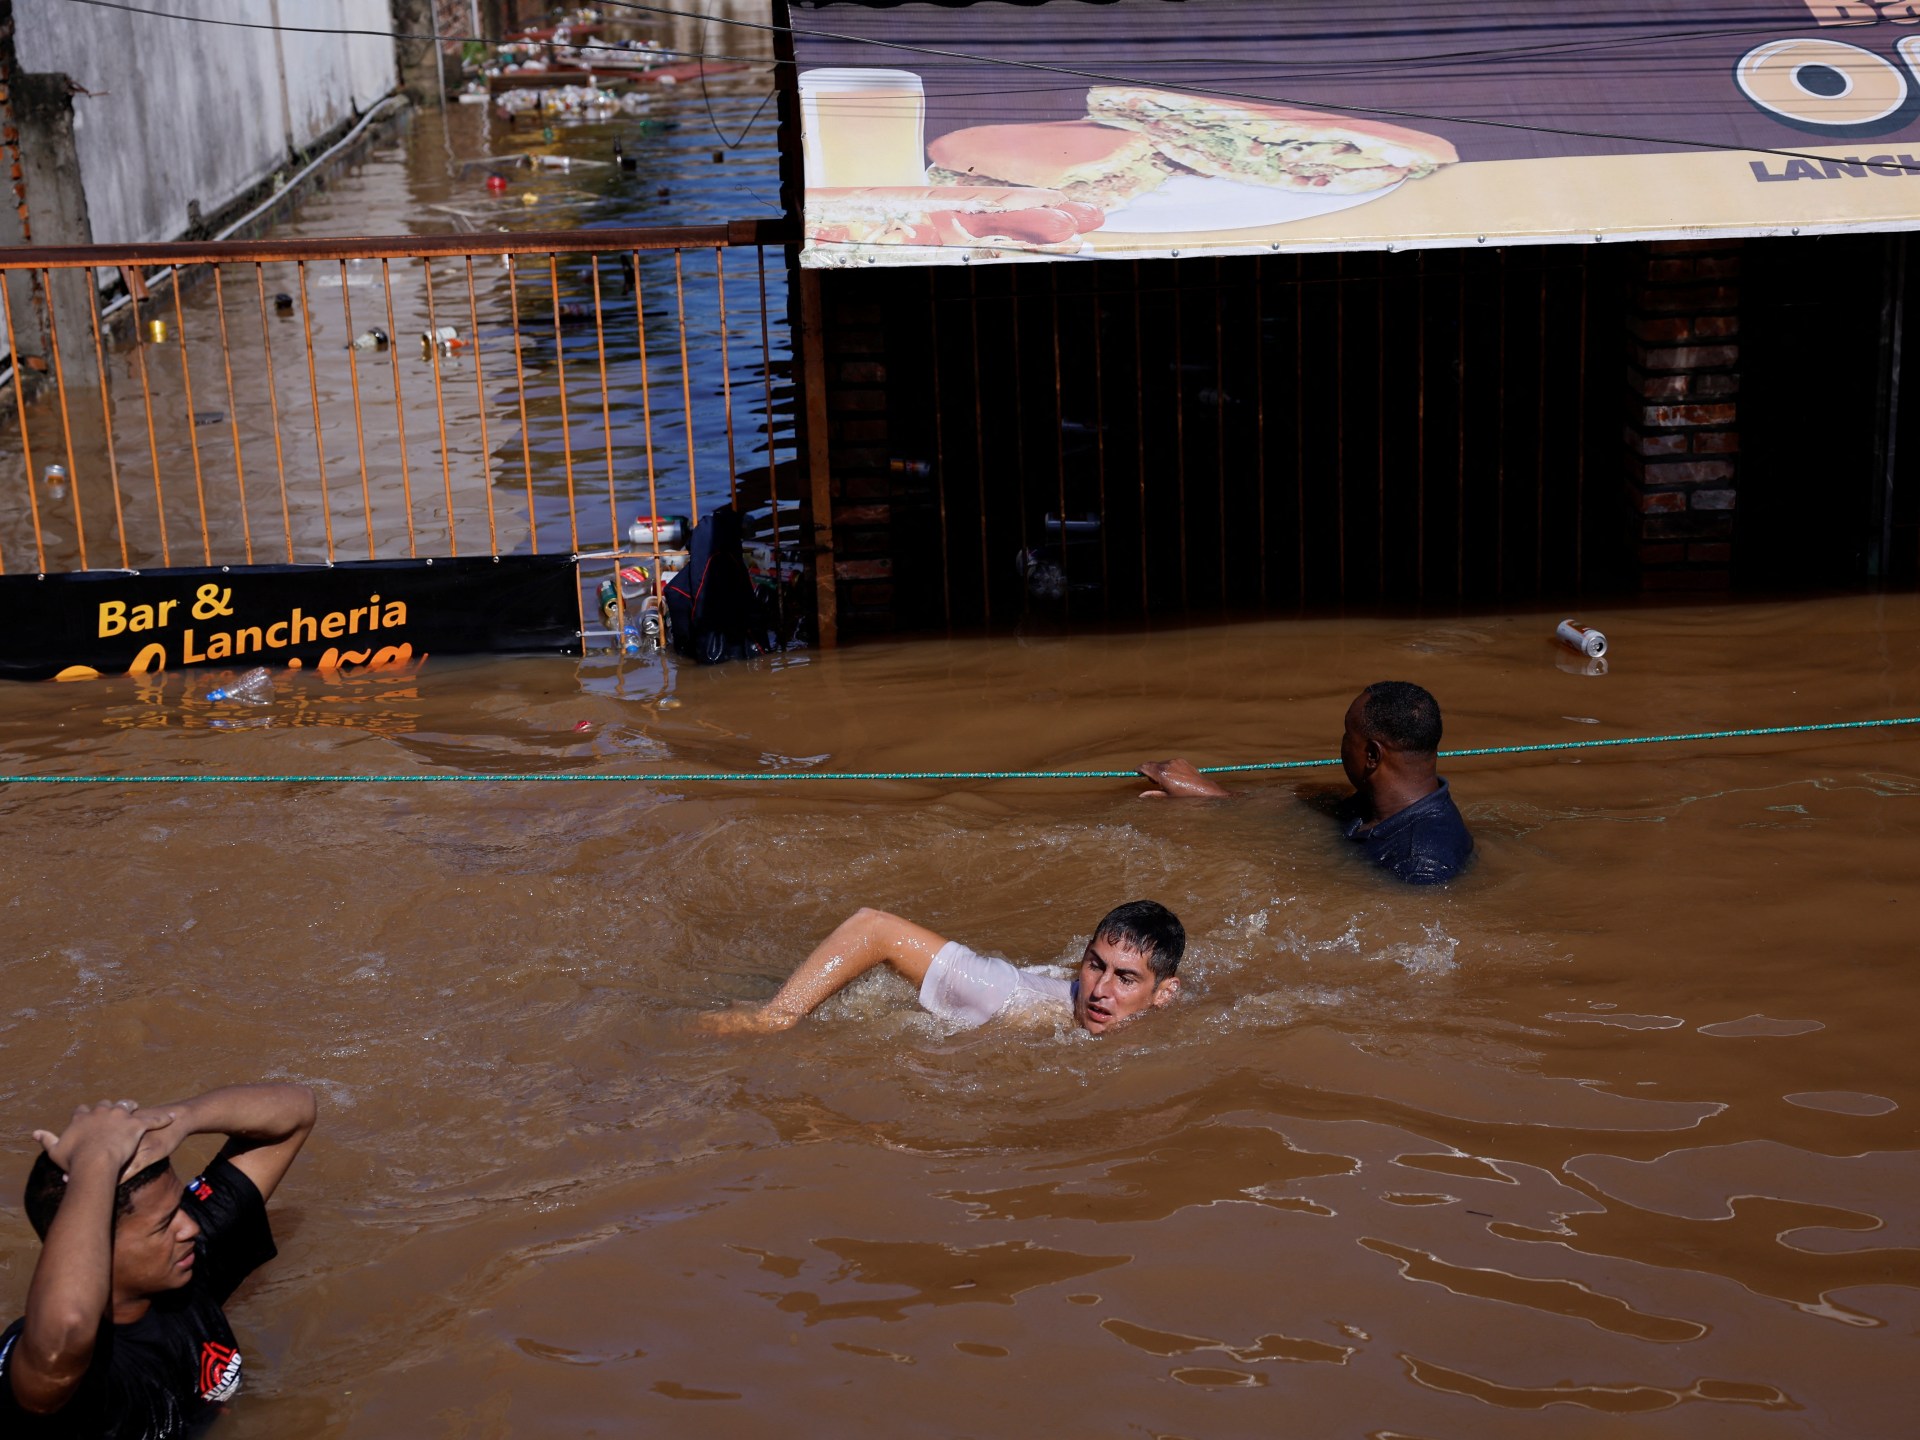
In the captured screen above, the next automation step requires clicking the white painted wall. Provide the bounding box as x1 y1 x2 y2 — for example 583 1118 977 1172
14 0 396 245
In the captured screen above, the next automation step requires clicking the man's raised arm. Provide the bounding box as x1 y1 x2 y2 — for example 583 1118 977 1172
699 908 950 1033
135 1084 316 1203
11 1102 173 1415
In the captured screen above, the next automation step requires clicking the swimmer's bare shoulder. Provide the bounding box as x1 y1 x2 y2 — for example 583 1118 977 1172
695 908 949 1035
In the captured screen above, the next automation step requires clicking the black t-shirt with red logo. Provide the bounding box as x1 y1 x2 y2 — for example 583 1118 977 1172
0 1156 277 1438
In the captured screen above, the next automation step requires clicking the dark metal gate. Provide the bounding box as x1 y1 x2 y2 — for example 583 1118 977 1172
869 244 1629 628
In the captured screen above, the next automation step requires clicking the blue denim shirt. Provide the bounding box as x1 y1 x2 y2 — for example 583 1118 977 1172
1339 778 1474 885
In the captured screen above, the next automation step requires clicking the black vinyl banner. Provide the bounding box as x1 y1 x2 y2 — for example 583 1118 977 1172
0 555 581 682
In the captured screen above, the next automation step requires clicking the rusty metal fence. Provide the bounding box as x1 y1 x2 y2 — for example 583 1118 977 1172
0 221 798 615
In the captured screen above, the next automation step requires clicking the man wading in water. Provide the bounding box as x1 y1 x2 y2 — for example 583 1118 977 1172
699 900 1185 1035
1139 681 1474 886
2 1083 316 1437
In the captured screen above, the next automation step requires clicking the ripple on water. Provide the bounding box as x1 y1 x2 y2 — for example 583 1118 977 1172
1699 1014 1826 1037
1784 1091 1898 1117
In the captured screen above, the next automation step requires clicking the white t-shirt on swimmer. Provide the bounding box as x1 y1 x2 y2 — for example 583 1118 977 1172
917 941 1076 1028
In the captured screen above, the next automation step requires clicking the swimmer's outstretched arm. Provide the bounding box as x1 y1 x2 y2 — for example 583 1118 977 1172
697 908 950 1034
1138 758 1230 799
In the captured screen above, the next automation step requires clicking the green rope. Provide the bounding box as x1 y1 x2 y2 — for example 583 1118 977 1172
2 715 1917 786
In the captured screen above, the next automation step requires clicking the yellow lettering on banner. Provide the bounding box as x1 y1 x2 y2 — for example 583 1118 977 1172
321 612 345 639
234 626 263 655
127 643 166 674
266 621 289 648
192 584 233 620
1805 1 1877 22
101 599 185 637
368 643 414 669
383 601 407 626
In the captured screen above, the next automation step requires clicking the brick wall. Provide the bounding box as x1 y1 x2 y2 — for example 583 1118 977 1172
1623 240 1742 589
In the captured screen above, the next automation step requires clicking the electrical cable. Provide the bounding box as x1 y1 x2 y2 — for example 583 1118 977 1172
2 715 1916 786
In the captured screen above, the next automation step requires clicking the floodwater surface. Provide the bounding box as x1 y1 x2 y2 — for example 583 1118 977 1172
1 594 1917 1436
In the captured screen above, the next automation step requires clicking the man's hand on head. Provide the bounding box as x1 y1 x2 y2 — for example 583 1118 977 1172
1138 759 1231 799
31 1100 174 1178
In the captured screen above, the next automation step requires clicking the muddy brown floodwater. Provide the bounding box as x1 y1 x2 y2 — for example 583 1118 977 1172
1 593 1917 1437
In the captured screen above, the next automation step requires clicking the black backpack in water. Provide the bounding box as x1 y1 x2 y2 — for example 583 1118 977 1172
662 504 778 664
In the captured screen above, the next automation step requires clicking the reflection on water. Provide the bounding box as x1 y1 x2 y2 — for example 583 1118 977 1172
1 593 1917 1435
0 70 790 573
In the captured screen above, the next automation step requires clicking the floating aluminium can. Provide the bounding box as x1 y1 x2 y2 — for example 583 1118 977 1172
147 318 168 343
1555 619 1607 658
627 514 685 546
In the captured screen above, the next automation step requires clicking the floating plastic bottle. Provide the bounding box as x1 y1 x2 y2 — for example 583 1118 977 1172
348 328 389 351
206 667 275 704
43 464 67 500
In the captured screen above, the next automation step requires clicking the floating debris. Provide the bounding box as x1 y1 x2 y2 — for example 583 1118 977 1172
494 84 621 118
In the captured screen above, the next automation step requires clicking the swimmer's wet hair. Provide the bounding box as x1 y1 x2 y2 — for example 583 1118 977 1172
23 1152 172 1241
1093 900 1186 982
1361 680 1443 755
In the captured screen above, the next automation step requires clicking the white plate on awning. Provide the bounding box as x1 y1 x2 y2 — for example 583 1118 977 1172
1101 173 1402 233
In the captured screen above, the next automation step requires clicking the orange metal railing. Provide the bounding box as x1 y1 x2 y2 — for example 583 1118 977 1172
0 222 798 609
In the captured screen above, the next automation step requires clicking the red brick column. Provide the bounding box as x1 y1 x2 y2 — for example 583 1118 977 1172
1623 239 1741 590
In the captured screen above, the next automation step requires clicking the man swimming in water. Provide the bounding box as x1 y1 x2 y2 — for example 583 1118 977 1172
698 900 1185 1034
2 1082 317 1437
1139 681 1474 885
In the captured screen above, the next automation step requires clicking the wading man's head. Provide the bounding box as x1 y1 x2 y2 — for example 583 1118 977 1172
25 1152 201 1303
1341 681 1443 797
1074 900 1185 1034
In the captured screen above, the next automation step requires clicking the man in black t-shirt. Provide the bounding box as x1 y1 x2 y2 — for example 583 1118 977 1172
1 1083 316 1437
1138 681 1475 885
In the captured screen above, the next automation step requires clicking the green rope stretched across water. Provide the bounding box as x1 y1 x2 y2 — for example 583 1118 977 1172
1 715 1917 786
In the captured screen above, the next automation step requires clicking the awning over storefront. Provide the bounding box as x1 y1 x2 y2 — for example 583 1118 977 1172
790 0 1920 267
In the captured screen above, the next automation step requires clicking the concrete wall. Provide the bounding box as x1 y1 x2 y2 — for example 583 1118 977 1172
12 0 395 246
